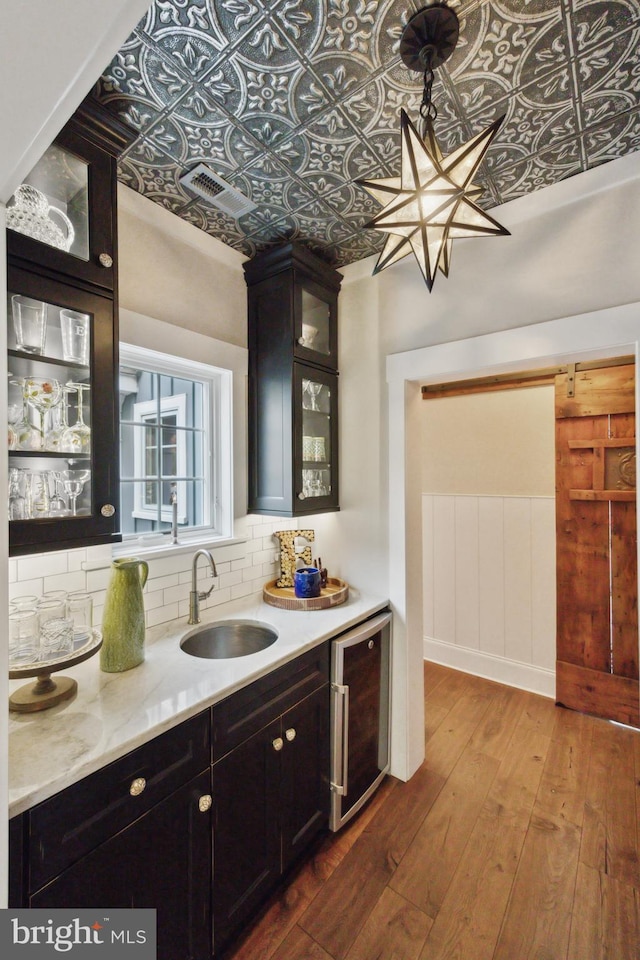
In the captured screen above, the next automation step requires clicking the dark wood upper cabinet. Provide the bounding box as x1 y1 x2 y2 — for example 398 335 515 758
6 99 136 555
245 242 342 516
6 98 134 293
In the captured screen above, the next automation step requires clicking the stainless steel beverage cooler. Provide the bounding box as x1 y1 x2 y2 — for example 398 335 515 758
329 611 392 831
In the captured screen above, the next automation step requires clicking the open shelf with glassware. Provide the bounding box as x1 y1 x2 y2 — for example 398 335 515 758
7 264 119 555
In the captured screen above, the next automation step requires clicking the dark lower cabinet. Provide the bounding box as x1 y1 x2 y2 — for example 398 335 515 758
30 770 212 960
213 683 330 955
9 645 331 959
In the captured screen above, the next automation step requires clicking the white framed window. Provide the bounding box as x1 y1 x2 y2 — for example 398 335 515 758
119 343 233 542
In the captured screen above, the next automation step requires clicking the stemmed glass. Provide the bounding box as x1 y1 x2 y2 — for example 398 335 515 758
23 377 62 450
60 469 90 516
45 386 73 451
305 381 323 411
46 471 68 515
62 382 91 454
8 378 39 450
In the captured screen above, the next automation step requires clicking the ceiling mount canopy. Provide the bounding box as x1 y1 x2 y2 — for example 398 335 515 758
358 3 510 292
399 3 459 73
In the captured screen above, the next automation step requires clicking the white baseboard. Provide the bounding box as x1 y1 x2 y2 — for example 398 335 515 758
424 636 555 699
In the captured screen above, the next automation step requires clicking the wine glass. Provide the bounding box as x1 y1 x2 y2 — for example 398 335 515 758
9 378 39 450
46 471 68 515
306 381 322 411
61 382 91 454
60 469 90 516
23 377 62 449
45 386 73 451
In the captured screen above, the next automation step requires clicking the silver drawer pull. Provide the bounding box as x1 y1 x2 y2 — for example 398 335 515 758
272 737 284 752
198 794 213 813
129 777 146 797
285 727 296 742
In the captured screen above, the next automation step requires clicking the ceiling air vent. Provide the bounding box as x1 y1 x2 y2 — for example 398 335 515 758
179 163 256 218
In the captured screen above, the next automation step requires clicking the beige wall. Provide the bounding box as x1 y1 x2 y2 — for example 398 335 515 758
421 386 555 497
117 184 248 348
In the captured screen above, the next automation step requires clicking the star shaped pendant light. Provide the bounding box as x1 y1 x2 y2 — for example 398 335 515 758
358 4 510 291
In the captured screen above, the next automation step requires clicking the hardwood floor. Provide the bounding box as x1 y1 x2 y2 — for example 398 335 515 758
226 662 640 960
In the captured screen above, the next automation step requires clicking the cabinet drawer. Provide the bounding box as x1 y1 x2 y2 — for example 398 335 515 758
28 710 210 892
213 644 329 760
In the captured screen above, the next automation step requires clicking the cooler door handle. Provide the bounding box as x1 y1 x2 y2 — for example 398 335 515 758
331 682 349 796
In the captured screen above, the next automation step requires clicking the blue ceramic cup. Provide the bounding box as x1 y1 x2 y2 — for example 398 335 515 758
294 567 322 599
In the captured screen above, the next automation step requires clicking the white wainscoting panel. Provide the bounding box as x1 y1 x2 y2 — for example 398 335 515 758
422 494 556 695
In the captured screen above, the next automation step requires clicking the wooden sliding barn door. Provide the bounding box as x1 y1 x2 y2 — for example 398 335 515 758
555 360 639 727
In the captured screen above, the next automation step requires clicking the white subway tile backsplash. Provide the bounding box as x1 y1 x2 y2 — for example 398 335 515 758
17 553 67 581
143 589 165 612
86 568 111 593
11 522 289 636
147 603 180 628
146 573 180 593
218 569 244 590
43 571 86 595
230 581 256 601
10 578 44 601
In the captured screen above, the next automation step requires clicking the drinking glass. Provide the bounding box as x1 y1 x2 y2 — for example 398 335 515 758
11 295 47 355
60 309 90 365
40 617 74 659
11 594 38 612
60 468 90 516
67 591 93 642
23 377 62 449
8 468 26 520
29 471 51 517
61 382 91 454
9 610 40 665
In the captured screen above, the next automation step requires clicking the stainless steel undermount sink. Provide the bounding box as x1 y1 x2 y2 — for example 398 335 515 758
179 620 278 659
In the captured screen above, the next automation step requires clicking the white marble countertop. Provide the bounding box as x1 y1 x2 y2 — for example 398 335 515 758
9 586 388 817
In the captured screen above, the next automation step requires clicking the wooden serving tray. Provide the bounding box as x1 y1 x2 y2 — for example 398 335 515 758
263 577 349 610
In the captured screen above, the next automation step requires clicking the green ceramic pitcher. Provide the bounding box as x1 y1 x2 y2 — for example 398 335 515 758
100 557 149 673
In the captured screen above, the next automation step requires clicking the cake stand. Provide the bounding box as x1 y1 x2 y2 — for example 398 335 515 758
9 629 102 713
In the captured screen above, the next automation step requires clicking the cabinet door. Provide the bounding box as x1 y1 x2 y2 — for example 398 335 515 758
212 718 281 955
281 684 330 871
30 771 212 960
293 276 338 371
7 264 119 555
294 363 339 514
6 125 116 292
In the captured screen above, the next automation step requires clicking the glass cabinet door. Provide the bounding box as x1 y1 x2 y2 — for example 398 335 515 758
7 266 118 554
6 127 115 291
294 280 338 371
295 364 338 513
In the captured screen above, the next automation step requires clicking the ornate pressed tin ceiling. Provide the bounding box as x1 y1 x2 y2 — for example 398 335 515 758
93 0 640 267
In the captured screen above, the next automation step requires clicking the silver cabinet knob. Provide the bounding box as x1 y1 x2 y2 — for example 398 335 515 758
297 492 306 500
101 504 116 518
272 737 284 752
129 777 146 797
368 639 375 649
98 252 113 268
285 727 296 742
198 794 213 813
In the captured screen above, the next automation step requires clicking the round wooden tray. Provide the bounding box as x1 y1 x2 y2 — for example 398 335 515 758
263 577 349 610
